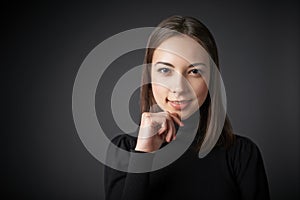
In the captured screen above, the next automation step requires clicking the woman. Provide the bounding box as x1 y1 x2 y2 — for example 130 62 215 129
104 15 270 200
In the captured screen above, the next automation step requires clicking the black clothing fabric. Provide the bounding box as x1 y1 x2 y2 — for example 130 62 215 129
104 132 270 200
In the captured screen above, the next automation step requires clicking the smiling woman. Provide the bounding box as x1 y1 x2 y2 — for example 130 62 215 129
104 15 270 200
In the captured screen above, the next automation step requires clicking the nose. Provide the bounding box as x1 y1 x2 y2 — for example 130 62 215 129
169 72 187 94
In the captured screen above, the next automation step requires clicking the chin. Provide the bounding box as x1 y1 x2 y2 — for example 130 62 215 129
179 110 196 120
164 109 195 120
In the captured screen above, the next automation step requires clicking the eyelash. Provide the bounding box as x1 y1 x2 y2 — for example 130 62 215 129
158 68 171 74
189 69 202 75
157 68 203 76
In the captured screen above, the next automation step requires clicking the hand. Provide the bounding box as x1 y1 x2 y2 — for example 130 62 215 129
135 111 184 152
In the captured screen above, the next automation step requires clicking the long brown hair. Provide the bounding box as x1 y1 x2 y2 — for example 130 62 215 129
140 15 235 149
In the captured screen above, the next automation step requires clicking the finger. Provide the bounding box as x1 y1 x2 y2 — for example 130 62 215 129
170 112 180 118
170 118 176 141
169 113 184 126
161 112 177 142
157 121 167 135
165 119 175 142
169 118 176 141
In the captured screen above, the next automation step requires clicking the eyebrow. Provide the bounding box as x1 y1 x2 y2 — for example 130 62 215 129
154 61 207 68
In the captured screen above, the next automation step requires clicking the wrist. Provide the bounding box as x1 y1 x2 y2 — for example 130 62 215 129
134 145 155 153
131 149 148 153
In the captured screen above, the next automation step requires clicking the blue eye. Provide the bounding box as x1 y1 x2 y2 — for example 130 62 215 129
158 68 170 74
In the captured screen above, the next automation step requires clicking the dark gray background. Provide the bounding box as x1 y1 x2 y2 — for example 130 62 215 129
4 0 299 199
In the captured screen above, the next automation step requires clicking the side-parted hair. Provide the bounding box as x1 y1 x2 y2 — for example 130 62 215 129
140 15 235 149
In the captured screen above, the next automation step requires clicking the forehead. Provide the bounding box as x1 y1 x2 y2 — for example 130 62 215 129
153 35 210 64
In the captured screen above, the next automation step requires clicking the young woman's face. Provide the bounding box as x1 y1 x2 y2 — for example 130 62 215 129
151 35 210 120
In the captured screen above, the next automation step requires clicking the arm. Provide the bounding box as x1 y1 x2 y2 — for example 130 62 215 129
105 112 182 200
104 135 152 200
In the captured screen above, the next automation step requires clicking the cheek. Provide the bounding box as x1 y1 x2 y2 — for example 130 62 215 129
191 80 208 102
152 84 168 101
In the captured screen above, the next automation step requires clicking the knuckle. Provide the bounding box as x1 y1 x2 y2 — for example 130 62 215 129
142 112 151 118
162 111 168 116
141 112 153 126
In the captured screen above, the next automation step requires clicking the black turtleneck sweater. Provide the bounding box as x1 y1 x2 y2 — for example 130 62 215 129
104 116 270 200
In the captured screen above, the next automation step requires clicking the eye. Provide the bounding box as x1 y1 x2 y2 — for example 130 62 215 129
189 69 203 76
158 68 171 74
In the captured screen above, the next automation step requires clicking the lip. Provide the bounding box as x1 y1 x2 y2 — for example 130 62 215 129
167 99 192 110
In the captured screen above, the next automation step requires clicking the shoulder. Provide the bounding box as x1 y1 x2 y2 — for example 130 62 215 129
110 133 138 151
226 134 269 195
231 134 259 152
227 134 264 170
226 134 263 165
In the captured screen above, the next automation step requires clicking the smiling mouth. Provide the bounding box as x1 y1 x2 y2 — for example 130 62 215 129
167 99 192 110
